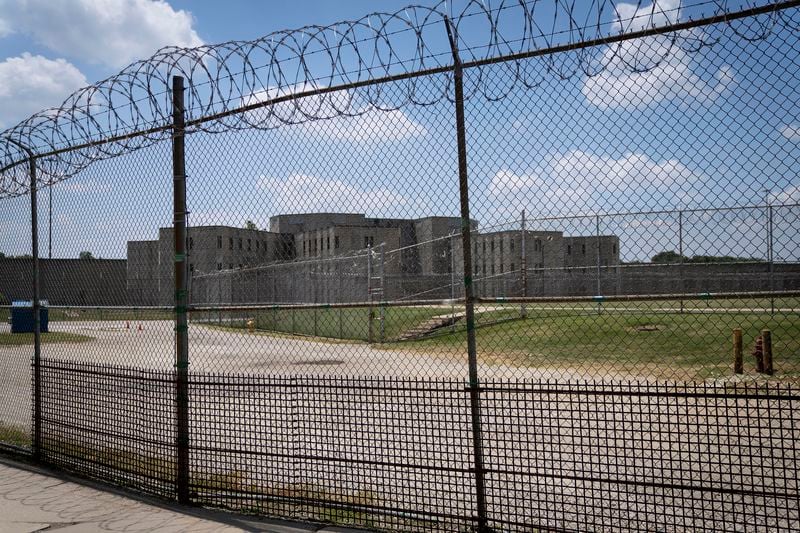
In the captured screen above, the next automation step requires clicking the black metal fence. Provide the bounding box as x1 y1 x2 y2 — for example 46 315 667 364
2 1 800 531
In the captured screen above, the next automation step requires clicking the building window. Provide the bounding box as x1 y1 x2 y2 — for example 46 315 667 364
189 237 193 250
612 243 617 254
510 240 515 252
335 236 340 249
582 244 586 255
256 241 259 250
491 264 495 275
327 236 330 250
500 241 503 254
567 245 571 255
217 236 222 249
229 263 233 269
510 262 515 272
247 239 251 251
229 237 233 250
364 236 374 248
482 242 486 253
238 238 243 250
491 241 495 253
482 264 486 275
303 241 306 255
474 264 479 274
500 263 504 273
263 241 267 253
217 263 222 270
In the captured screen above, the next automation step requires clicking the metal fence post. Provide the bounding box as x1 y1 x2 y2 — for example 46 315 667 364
520 209 527 318
367 246 374 343
596 214 602 315
767 193 774 316
379 243 385 342
451 232 457 332
7 139 42 459
679 209 684 314
172 75 190 505
445 17 489 532
30 155 42 460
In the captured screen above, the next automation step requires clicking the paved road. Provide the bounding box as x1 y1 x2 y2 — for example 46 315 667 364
1 320 797 531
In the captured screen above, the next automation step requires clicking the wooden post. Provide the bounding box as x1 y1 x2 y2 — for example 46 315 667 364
762 329 773 375
733 328 743 374
753 334 764 374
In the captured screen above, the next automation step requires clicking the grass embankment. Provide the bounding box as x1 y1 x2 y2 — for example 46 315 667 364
0 332 93 346
197 306 456 342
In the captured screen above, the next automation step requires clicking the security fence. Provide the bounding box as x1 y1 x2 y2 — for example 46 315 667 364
1 1 800 531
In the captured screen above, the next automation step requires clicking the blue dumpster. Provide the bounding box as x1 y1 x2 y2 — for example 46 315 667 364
10 300 49 334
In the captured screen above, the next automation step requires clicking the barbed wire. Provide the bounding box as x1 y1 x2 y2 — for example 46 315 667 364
0 0 798 197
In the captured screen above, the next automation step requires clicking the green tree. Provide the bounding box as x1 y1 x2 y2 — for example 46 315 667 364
244 220 257 230
651 250 688 263
79 251 95 260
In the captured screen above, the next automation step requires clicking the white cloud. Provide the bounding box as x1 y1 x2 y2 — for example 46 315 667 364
488 169 544 197
60 178 111 194
0 53 88 128
779 124 800 141
775 184 800 204
0 0 203 68
582 0 734 109
257 173 408 214
487 150 703 216
613 0 681 32
244 85 427 142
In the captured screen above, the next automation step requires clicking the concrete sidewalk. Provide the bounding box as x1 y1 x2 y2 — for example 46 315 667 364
0 456 363 533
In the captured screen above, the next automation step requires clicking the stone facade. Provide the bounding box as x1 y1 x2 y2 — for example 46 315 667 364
130 213 467 304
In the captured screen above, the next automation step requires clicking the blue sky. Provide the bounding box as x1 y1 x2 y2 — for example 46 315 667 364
0 0 799 263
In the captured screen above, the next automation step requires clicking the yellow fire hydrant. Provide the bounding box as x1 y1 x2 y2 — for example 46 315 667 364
246 319 254 334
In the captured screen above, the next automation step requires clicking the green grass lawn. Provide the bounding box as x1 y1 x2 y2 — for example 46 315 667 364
0 331 93 345
395 304 800 379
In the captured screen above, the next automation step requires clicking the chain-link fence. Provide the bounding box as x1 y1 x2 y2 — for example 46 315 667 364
2 1 800 530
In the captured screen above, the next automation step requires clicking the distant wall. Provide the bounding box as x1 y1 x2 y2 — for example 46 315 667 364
189 262 800 305
0 258 127 306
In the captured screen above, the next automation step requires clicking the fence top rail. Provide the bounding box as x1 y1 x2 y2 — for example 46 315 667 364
185 290 800 312
1 0 798 197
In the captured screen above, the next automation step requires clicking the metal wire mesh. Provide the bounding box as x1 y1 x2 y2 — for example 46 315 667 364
1 1 799 531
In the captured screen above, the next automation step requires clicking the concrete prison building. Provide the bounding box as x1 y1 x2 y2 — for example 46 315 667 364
127 213 621 305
